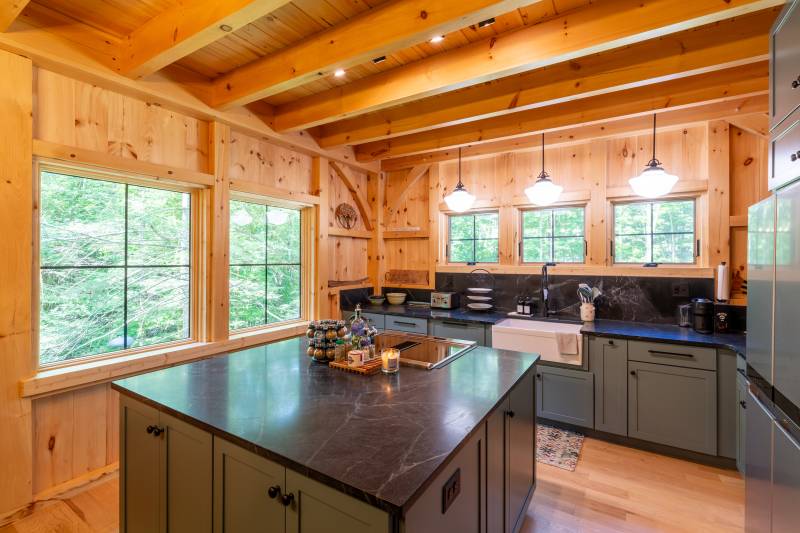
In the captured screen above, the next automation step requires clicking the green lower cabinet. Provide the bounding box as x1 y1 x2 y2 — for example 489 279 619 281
535 365 594 429
628 361 717 455
120 397 213 533
589 337 628 436
430 319 486 346
213 438 286 533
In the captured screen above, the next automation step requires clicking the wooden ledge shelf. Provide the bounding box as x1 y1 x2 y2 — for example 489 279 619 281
328 228 373 239
383 230 429 239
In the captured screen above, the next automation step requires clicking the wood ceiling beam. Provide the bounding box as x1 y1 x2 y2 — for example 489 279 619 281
356 61 769 161
316 9 778 147
379 95 769 171
726 113 770 138
273 0 782 133
120 0 292 79
210 0 535 109
0 1 30 32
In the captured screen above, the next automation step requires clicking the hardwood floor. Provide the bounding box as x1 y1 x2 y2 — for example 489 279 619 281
1 437 743 533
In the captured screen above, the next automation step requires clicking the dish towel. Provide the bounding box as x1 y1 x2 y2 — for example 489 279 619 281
555 332 578 355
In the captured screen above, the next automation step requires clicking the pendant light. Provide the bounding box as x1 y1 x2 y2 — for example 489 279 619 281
629 114 679 198
444 147 476 212
525 133 563 206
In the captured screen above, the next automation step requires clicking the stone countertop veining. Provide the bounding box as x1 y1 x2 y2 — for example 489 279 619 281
580 320 746 357
111 337 538 514
345 304 513 325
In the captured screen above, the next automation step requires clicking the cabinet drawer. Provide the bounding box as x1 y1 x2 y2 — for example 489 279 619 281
769 116 800 190
536 365 594 429
628 341 716 371
431 319 485 345
360 312 385 330
385 315 427 334
771 0 800 128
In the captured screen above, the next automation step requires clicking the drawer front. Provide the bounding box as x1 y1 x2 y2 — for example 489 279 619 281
770 116 800 190
385 315 427 334
360 312 385 330
772 0 800 128
628 340 716 371
536 365 594 429
431 319 485 345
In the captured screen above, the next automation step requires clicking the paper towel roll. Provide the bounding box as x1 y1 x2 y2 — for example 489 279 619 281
716 262 730 302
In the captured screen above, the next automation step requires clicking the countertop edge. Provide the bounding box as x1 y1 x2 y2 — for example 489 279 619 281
111 353 540 516
580 329 746 357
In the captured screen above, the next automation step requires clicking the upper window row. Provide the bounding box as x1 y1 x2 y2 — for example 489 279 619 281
446 200 696 265
39 168 303 367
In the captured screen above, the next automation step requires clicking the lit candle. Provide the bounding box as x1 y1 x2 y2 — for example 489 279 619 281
381 348 400 374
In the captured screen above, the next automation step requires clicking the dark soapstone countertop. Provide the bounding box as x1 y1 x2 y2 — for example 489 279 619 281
581 320 746 357
112 337 538 514
346 304 520 325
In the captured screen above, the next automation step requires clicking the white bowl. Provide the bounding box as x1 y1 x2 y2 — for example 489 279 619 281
467 303 493 311
385 292 406 305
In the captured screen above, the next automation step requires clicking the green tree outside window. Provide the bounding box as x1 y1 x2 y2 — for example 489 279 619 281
613 200 695 264
521 207 585 263
448 212 499 263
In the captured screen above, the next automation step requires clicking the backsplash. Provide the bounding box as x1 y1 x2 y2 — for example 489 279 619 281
340 274 724 326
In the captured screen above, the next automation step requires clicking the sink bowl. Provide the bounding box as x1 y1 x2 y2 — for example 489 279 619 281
491 318 583 366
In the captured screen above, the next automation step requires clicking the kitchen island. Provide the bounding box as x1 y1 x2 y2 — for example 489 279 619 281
112 336 539 533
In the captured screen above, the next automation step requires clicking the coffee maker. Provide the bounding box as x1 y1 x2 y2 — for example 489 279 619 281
691 298 714 334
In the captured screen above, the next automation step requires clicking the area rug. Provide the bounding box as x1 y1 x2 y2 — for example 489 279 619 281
536 424 584 471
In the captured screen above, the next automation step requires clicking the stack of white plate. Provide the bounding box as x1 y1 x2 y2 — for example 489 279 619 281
466 288 493 311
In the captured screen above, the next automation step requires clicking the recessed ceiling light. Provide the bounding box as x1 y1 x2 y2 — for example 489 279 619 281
334 68 346 77
372 56 386 64
478 18 495 28
430 35 445 43
219 24 233 32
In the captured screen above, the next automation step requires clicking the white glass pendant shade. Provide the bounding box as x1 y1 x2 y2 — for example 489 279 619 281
629 163 679 199
630 114 679 198
525 174 563 206
444 184 476 212
231 209 253 226
267 208 290 225
444 148 476 212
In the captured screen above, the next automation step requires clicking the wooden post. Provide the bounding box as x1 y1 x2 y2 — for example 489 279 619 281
427 165 440 288
588 139 609 266
0 49 34 517
205 122 231 342
707 120 731 269
367 171 384 292
312 157 330 319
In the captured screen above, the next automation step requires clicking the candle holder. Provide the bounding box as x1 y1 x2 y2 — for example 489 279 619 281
381 348 400 374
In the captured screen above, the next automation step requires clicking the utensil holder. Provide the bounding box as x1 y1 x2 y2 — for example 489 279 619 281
580 303 595 322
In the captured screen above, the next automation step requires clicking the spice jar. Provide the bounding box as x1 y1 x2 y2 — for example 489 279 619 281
337 320 348 338
306 342 315 357
334 339 346 362
312 341 326 362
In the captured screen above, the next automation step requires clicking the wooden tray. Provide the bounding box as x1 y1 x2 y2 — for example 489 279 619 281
329 358 382 375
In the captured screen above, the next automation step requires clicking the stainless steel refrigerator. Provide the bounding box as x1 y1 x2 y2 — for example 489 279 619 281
745 181 800 532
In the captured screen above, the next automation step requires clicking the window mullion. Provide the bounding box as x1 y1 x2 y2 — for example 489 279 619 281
123 184 129 350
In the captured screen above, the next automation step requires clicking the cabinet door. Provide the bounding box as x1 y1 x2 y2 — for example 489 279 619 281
285 470 389 533
431 319 486 345
771 0 800 128
161 412 213 533
736 373 748 474
745 389 774 533
120 397 161 533
485 401 506 533
589 337 628 436
772 419 800 533
628 361 717 455
536 365 594 429
213 437 286 533
507 371 535 533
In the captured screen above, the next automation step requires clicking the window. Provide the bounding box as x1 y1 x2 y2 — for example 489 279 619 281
521 207 585 263
39 169 192 365
448 212 499 263
613 199 695 264
229 199 301 330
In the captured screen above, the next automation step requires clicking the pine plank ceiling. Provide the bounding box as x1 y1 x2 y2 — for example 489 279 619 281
11 0 780 166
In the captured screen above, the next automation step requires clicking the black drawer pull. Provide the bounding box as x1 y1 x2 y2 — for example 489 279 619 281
442 321 469 327
393 321 418 327
648 350 694 359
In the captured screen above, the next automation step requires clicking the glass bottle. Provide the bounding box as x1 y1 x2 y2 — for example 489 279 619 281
350 304 366 337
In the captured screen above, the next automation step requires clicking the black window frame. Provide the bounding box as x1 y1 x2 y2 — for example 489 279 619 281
612 198 697 265
447 211 500 264
520 206 586 264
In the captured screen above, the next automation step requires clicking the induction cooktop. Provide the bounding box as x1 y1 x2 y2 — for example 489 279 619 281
373 331 476 369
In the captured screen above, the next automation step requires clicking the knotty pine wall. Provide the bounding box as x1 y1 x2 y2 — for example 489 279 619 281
381 121 769 300
2 57 377 519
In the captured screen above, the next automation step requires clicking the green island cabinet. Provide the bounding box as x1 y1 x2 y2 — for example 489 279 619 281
120 371 536 533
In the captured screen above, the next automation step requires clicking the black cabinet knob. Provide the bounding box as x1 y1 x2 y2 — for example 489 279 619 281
506 410 515 418
739 400 747 410
793 77 800 89
281 493 295 507
146 425 155 434
267 485 281 499
608 339 614 346
146 425 164 437
630 370 636 376
536 373 541 380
